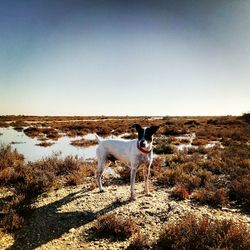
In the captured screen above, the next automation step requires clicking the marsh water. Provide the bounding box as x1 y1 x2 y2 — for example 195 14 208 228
0 126 222 162
0 127 97 161
0 127 134 162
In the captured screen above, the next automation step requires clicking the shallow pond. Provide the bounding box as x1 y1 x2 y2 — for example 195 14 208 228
0 127 97 162
0 127 223 162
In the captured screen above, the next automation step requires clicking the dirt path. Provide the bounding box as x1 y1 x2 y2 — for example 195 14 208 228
1 178 250 250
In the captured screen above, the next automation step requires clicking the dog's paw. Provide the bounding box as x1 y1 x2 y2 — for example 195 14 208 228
145 192 153 197
99 188 105 193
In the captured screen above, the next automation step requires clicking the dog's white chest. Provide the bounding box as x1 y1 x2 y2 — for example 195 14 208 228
134 152 152 166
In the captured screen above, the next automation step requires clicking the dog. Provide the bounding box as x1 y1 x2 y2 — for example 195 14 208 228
95 124 159 201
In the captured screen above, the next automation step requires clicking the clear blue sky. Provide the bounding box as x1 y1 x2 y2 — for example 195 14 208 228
0 0 249 116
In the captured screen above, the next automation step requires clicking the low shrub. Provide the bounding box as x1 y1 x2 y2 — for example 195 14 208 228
13 126 24 132
1 211 24 232
155 214 250 250
1 194 26 232
70 138 98 147
187 146 209 155
0 144 24 171
0 122 9 128
94 213 138 240
154 144 174 154
184 120 200 126
229 175 250 211
155 166 199 190
127 231 151 250
241 112 250 123
118 165 144 183
150 156 166 177
171 185 190 200
207 119 218 125
163 127 187 136
23 127 41 138
17 165 57 197
191 138 208 146
192 188 229 207
66 171 84 186
0 144 96 233
42 128 60 140
35 142 54 147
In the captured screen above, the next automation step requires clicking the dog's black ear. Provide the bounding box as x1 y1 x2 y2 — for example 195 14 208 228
148 125 159 135
131 124 143 132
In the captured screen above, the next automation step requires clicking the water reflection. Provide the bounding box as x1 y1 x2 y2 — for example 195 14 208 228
175 133 197 151
0 127 97 162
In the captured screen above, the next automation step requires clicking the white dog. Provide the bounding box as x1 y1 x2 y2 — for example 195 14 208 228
95 124 159 201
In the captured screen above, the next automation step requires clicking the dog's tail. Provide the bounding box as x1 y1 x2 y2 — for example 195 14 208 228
95 134 101 144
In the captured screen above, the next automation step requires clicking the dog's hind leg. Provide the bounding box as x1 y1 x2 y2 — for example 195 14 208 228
96 159 105 192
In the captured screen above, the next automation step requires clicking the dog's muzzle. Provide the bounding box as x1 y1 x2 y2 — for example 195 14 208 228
137 141 152 154
139 140 146 148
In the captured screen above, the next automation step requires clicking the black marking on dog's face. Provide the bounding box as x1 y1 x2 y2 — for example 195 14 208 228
144 126 159 142
132 124 143 140
133 124 159 148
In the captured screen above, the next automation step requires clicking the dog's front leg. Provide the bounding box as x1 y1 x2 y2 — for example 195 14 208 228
144 164 152 196
130 166 137 201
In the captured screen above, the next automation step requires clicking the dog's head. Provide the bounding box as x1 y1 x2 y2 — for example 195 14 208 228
132 124 159 151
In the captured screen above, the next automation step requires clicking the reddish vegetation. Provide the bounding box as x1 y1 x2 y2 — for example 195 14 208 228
129 214 250 249
0 145 95 232
153 140 250 209
35 142 54 147
0 114 250 245
155 214 250 250
70 138 98 147
95 213 138 240
171 185 190 200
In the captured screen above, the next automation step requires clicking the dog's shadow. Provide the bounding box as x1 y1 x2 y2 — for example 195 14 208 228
8 189 129 250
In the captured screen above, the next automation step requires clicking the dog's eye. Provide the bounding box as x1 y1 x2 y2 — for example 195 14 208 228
144 133 152 141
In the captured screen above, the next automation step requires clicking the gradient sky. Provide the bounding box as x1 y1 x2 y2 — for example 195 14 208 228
0 0 249 116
